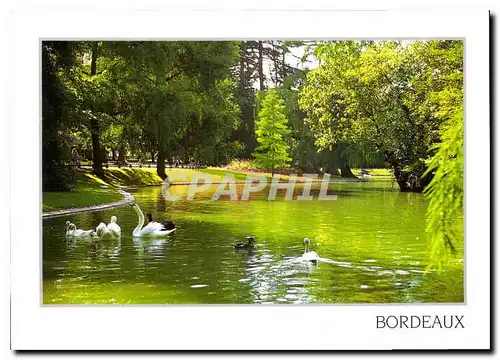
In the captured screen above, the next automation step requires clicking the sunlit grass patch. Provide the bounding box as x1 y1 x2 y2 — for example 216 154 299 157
42 171 122 212
103 168 163 187
353 168 393 177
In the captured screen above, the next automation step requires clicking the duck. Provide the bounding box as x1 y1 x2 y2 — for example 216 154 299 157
299 238 320 264
107 215 122 238
234 236 256 249
132 203 176 237
66 223 96 238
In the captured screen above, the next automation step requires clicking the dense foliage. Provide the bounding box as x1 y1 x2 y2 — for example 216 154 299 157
299 40 463 191
423 107 463 269
252 89 292 172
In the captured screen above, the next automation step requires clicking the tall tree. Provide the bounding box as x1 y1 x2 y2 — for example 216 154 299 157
257 41 265 91
42 41 76 191
89 42 105 177
232 41 258 156
252 89 292 173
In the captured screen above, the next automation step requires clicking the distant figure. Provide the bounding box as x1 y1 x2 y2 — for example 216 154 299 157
71 148 81 167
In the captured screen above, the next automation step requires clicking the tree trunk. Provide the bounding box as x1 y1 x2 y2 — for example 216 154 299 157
393 166 412 192
337 143 357 178
392 164 430 193
118 144 126 164
151 150 155 163
111 149 116 161
340 166 356 178
281 43 286 85
89 42 104 177
156 147 166 179
90 119 103 177
258 41 265 90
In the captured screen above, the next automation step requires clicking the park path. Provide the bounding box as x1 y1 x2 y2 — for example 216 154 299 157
42 189 135 219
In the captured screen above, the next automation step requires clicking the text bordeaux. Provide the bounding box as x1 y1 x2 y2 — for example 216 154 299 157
376 315 464 329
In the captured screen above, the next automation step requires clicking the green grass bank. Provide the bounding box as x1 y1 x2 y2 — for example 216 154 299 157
42 167 393 212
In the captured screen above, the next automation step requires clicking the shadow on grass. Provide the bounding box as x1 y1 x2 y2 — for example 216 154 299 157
102 168 163 187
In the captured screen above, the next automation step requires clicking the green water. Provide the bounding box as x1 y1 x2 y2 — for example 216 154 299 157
43 177 463 304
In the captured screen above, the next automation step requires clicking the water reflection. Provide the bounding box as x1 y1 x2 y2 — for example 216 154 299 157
43 178 464 304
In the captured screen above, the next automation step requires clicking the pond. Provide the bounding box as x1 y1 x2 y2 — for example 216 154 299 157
43 176 464 304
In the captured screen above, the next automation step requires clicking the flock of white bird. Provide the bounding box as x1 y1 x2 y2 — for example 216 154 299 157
65 203 320 263
64 203 177 240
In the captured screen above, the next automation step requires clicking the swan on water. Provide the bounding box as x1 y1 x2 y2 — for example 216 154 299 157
107 216 121 238
146 212 176 231
132 203 176 237
95 222 113 239
65 221 74 236
95 216 121 239
299 238 320 264
66 223 96 238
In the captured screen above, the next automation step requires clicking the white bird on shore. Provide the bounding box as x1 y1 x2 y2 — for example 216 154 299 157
299 238 320 264
132 203 176 238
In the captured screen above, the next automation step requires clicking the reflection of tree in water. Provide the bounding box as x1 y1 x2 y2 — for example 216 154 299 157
237 249 318 304
156 192 167 213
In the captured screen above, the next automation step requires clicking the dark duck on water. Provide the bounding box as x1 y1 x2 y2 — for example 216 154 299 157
146 212 176 231
234 236 256 249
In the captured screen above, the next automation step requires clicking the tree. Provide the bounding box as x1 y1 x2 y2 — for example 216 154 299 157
231 41 260 157
423 107 463 270
299 40 463 191
231 40 298 158
419 41 464 267
88 42 105 176
42 41 77 191
252 89 292 173
105 41 239 178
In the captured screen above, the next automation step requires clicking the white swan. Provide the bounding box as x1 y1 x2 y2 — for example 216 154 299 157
132 203 176 238
65 221 74 236
107 216 121 238
96 222 113 239
66 223 96 238
299 238 320 264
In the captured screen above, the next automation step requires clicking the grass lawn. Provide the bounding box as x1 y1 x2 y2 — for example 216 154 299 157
102 167 164 187
42 171 123 212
